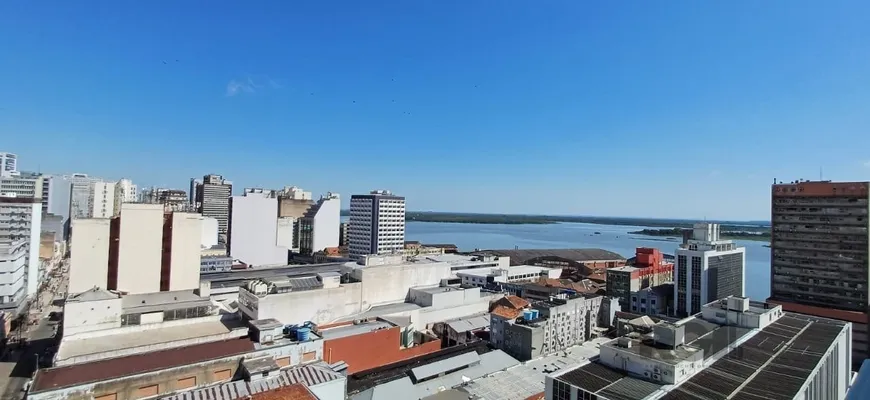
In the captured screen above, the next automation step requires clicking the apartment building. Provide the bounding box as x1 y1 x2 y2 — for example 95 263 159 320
90 181 116 218
0 196 41 297
69 203 202 294
68 173 101 219
606 248 674 310
112 178 137 215
194 174 232 236
0 152 17 177
674 223 745 316
298 193 341 255
767 179 869 369
0 172 43 199
228 192 288 266
0 239 27 309
348 190 405 258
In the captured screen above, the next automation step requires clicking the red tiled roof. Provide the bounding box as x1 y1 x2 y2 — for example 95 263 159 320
251 383 318 400
524 393 545 400
767 299 869 324
32 338 255 392
491 305 522 320
494 295 530 310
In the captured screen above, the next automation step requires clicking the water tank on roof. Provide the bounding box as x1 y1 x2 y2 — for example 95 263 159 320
530 309 539 319
523 310 534 320
296 327 311 341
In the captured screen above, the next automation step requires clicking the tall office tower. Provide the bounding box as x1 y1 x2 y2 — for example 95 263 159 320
0 152 17 177
113 178 137 216
69 173 100 219
90 181 116 218
276 186 314 249
348 190 405 258
189 178 200 207
0 195 42 299
228 191 289 266
194 174 232 237
69 203 202 294
673 223 745 317
298 193 341 255
767 179 869 369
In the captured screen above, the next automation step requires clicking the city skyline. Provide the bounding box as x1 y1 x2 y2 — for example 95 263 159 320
3 2 870 220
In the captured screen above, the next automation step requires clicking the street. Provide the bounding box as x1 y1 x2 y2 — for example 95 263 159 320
0 259 68 400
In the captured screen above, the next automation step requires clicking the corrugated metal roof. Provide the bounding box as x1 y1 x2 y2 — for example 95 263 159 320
445 314 490 334
160 363 343 400
477 249 626 264
412 352 481 381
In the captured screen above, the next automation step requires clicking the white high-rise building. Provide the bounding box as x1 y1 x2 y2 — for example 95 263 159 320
113 178 137 216
90 181 116 218
298 193 341 255
0 152 18 177
0 195 42 299
348 190 405 258
674 223 746 316
228 192 288 266
69 174 100 219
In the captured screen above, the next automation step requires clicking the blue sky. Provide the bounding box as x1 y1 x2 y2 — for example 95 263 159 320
2 1 869 220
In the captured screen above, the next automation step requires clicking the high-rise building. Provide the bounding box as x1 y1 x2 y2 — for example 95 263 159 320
69 203 202 295
0 196 42 299
348 190 405 258
69 173 100 219
0 152 17 177
767 179 869 369
113 178 137 216
0 239 27 309
228 191 288 266
673 223 745 316
0 172 43 199
298 193 341 255
194 174 232 237
90 181 116 218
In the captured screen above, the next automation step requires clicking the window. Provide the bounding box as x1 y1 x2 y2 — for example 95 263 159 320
552 379 572 400
176 376 196 390
136 385 158 399
213 369 232 381
95 394 118 400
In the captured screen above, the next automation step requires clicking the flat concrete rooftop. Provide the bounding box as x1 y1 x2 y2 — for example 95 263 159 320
318 320 395 340
57 319 248 363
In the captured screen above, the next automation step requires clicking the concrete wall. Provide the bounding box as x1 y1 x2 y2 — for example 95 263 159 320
309 378 347 400
62 297 122 336
117 204 164 294
311 195 340 253
201 217 218 248
169 213 202 291
276 217 295 249
229 196 287 266
359 262 452 307
241 283 364 326
69 219 112 294
91 181 116 218
25 202 41 296
322 325 441 373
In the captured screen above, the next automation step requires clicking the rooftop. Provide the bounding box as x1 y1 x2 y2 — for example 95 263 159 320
56 318 248 363
474 249 626 264
456 265 555 278
318 320 395 340
335 302 422 323
32 338 256 393
556 312 849 400
460 337 609 400
444 313 490 333
121 290 212 313
159 362 344 400
66 288 119 302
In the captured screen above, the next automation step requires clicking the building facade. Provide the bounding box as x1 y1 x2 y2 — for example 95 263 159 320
0 196 42 298
0 152 17 177
228 193 288 267
90 181 116 218
767 179 870 369
348 190 405 258
194 174 232 237
606 248 673 311
298 193 341 255
0 172 43 199
68 173 100 219
674 223 745 316
112 178 137 216
0 239 27 309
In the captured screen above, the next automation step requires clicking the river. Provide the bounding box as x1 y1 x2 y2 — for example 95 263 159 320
401 221 771 301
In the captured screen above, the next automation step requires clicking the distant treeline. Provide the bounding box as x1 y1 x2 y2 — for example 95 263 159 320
629 228 771 241
338 210 771 229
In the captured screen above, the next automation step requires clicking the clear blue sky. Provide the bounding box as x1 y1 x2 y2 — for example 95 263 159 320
2 1 869 220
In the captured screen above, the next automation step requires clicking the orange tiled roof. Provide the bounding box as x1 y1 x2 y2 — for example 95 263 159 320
524 393 545 400
497 295 530 310
250 383 318 400
491 305 523 320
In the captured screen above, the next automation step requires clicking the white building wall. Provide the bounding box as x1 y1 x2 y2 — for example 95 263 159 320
45 175 72 225
276 217 295 249
25 201 41 296
358 262 453 307
240 283 364 325
62 297 123 336
117 203 164 294
69 219 111 294
169 213 202 291
229 195 287 266
0 153 17 177
201 217 218 248
311 194 340 252
91 181 116 218
0 240 27 305
113 178 137 216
